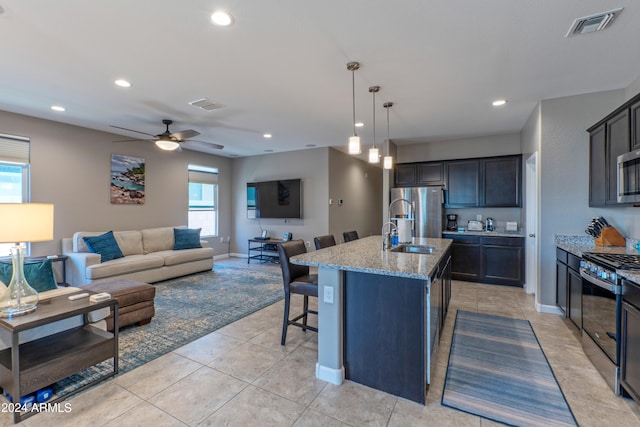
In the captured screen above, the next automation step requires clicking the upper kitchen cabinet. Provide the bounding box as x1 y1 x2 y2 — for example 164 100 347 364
394 162 444 187
482 156 522 207
588 92 640 207
445 159 480 207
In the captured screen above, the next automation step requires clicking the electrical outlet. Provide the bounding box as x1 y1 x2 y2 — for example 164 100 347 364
226 236 230 242
323 285 334 304
220 237 224 243
305 241 310 247
338 199 343 206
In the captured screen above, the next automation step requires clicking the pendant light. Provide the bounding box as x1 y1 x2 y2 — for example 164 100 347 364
347 62 361 155
368 86 380 163
383 101 394 169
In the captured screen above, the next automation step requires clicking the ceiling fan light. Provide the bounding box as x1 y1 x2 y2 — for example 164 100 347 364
368 147 379 163
155 139 180 151
348 135 361 155
211 11 233 26
383 155 393 169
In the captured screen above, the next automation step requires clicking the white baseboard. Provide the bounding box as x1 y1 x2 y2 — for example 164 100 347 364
316 363 345 385
213 253 230 261
229 252 247 258
535 301 563 315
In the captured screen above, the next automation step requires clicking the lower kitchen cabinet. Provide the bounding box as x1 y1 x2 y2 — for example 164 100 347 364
448 234 524 286
568 268 583 329
555 247 582 329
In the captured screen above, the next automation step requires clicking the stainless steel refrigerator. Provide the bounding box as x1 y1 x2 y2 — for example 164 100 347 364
390 187 444 238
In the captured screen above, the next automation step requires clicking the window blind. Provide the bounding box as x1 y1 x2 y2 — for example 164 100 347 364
0 134 30 164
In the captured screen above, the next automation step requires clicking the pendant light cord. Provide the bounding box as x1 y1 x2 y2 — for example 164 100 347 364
372 90 376 148
386 105 389 154
352 70 357 136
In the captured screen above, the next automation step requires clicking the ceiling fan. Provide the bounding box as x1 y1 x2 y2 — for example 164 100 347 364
110 119 224 151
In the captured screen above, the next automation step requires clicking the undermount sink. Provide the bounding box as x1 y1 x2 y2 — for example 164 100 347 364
390 244 436 254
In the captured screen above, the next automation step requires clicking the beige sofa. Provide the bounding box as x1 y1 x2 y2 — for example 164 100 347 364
62 226 214 286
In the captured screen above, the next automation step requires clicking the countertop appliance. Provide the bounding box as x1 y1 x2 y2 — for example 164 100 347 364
446 214 458 231
467 220 483 231
485 217 494 231
390 187 444 238
617 149 640 203
580 252 640 395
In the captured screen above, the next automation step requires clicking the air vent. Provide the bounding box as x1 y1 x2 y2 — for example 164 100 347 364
566 8 623 37
189 97 223 111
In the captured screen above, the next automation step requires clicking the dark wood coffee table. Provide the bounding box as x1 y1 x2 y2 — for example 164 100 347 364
0 291 118 423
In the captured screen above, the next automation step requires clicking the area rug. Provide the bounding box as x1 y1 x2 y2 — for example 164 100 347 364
442 310 578 427
53 264 283 396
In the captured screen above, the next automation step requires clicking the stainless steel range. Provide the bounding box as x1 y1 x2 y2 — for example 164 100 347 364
580 252 640 395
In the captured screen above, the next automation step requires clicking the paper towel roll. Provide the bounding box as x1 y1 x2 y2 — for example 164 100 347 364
397 219 412 243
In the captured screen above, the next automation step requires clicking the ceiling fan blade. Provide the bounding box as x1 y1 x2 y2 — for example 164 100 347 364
110 125 157 137
189 140 224 149
112 138 154 143
171 129 200 140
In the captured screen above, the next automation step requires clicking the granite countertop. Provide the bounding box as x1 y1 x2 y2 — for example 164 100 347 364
554 234 638 258
291 235 452 280
442 230 525 238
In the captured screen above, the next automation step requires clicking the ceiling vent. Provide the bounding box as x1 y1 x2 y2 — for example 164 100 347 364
566 8 623 37
189 97 223 111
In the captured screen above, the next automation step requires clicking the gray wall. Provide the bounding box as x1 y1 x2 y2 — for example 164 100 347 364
328 148 383 242
397 133 521 163
231 148 329 255
0 110 232 257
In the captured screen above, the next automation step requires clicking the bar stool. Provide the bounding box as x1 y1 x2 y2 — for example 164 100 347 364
313 235 336 250
343 230 359 242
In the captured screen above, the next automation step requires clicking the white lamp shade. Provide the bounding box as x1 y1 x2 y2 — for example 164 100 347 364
348 135 361 155
383 155 393 169
155 139 180 151
368 147 380 163
0 203 54 243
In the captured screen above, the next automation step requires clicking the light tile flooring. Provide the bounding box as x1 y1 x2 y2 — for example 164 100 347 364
5 257 640 426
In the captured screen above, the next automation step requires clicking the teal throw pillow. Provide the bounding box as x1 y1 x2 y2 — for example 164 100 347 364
173 228 202 250
83 231 124 262
0 259 58 292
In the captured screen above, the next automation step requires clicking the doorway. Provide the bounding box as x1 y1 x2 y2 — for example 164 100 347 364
525 153 538 295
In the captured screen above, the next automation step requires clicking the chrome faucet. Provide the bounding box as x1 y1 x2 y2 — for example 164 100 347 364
381 221 397 251
388 198 414 224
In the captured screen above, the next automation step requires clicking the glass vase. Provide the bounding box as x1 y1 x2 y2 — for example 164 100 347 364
0 245 39 317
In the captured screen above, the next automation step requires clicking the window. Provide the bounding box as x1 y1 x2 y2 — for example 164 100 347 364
188 165 218 237
0 134 30 256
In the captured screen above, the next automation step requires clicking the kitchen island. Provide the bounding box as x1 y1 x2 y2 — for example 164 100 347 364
291 235 452 404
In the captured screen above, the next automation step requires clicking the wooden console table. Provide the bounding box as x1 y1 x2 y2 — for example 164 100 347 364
248 238 285 264
0 292 118 423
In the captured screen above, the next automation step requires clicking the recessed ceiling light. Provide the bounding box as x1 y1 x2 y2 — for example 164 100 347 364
355 122 364 128
51 105 65 112
211 11 233 26
114 79 131 88
306 144 316 147
263 133 272 139
492 99 508 107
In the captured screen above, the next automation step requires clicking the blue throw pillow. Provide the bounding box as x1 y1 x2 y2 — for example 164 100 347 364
0 259 58 292
83 231 124 262
173 228 202 250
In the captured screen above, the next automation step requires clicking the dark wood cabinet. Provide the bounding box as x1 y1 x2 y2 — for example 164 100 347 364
606 110 630 205
445 159 480 207
417 162 444 185
631 100 640 150
448 234 523 286
622 300 640 402
394 163 417 187
555 247 582 327
589 124 607 206
568 268 583 330
556 261 568 314
482 156 521 207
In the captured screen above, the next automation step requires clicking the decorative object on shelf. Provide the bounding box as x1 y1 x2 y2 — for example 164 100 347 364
586 216 626 247
346 61 362 155
111 154 145 204
383 101 394 170
368 85 380 163
0 203 54 317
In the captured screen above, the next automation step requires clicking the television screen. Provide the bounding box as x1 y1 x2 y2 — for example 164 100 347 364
247 179 302 219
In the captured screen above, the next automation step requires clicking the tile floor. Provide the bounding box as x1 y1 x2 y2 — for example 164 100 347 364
5 257 640 426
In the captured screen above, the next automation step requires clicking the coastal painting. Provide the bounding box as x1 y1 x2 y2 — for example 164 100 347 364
111 154 145 204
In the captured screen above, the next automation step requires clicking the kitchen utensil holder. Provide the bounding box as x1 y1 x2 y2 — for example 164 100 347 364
595 226 626 247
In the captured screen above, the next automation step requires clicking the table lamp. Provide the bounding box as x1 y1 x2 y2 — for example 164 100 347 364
0 203 54 317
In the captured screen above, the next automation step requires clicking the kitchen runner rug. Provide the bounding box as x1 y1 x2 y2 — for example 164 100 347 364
53 264 283 397
442 310 578 427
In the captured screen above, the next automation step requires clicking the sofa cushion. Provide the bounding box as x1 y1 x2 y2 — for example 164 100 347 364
173 228 202 250
114 230 144 256
83 231 124 262
142 227 175 254
0 259 58 292
157 247 215 266
86 254 164 280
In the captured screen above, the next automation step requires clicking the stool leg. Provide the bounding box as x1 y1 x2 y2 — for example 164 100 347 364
302 295 309 331
281 292 290 346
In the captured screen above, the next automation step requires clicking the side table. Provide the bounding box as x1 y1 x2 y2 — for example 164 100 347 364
0 292 118 423
248 238 284 264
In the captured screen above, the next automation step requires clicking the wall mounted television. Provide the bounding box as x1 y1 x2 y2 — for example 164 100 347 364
247 179 302 219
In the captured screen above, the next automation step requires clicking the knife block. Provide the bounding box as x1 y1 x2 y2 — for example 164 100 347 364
595 226 626 247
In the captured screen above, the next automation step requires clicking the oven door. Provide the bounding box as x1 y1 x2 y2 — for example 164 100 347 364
617 149 640 203
581 274 621 365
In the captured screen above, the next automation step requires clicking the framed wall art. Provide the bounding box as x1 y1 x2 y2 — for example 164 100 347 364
110 154 145 204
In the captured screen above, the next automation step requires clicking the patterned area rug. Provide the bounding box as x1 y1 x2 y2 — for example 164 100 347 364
54 264 283 396
442 310 578 427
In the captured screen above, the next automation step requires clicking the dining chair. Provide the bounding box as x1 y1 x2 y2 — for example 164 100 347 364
313 234 336 250
343 230 359 242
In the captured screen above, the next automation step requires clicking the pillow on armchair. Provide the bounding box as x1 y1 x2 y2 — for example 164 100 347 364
0 259 58 292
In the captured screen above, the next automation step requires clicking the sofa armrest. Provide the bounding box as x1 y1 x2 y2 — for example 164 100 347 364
63 251 101 286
